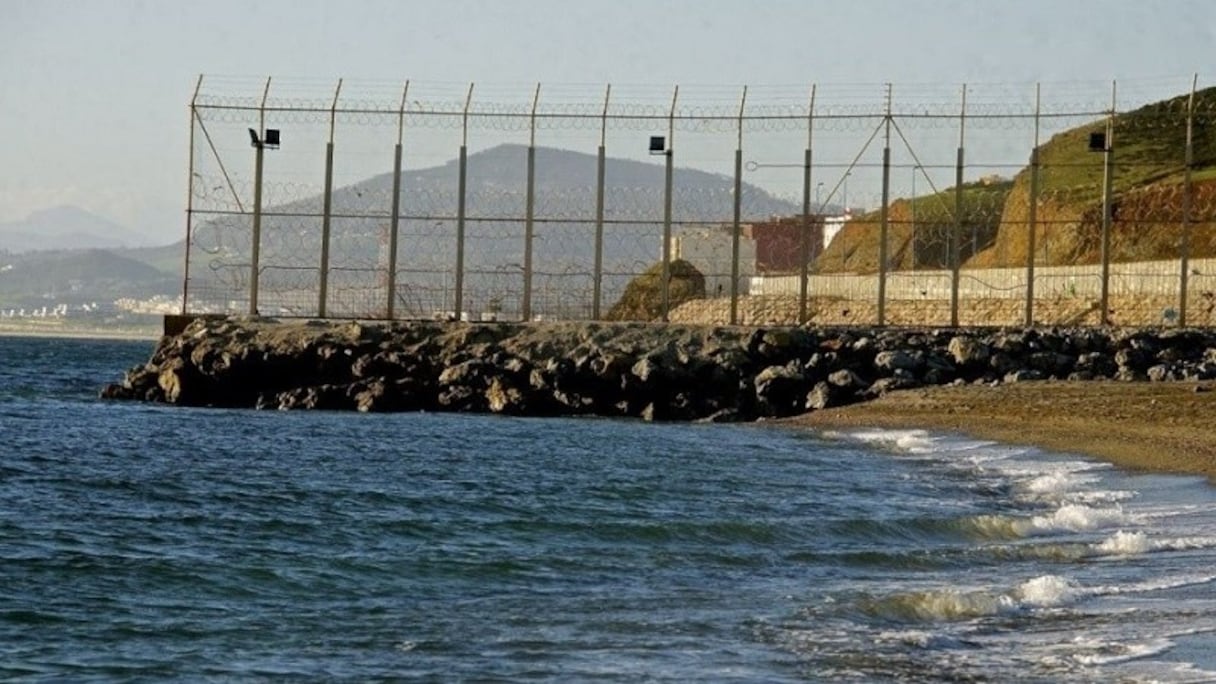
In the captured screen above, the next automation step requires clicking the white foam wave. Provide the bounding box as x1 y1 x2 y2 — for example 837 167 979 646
1015 575 1082 607
1117 573 1216 595
867 574 1083 622
842 428 939 455
1069 636 1177 666
1029 503 1130 534
1094 530 1150 556
1091 532 1216 558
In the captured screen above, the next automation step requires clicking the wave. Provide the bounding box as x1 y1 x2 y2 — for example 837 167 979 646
860 574 1081 623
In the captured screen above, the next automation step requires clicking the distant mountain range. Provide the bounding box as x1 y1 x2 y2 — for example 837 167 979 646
2 145 805 311
191 144 801 297
0 205 160 254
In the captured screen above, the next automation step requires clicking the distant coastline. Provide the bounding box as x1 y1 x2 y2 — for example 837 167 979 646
0 321 159 341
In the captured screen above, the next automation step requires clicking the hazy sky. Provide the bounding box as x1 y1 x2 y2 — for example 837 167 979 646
2 0 1214 243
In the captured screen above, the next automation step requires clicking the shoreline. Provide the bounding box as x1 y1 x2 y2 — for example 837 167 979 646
783 380 1216 482
0 326 160 341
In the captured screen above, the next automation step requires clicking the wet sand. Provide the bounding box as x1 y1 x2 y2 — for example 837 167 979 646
785 381 1216 481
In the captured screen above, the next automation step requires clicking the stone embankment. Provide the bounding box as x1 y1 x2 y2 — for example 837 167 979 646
101 316 1216 422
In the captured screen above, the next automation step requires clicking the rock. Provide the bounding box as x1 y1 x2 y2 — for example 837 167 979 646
1004 369 1045 383
1147 364 1180 382
1028 351 1075 377
827 368 866 390
948 335 990 366
157 357 204 404
864 376 918 397
98 317 1216 423
698 408 748 423
804 381 840 411
1115 347 1150 373
486 376 529 415
874 349 921 373
988 352 1022 376
754 361 809 417
1075 352 1118 378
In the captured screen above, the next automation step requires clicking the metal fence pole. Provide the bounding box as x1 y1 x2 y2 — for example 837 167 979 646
951 85 966 327
386 82 408 320
249 77 271 316
1025 84 1041 327
523 84 540 322
1180 74 1198 327
593 85 610 321
661 85 678 322
730 86 746 326
182 74 203 315
454 83 473 321
877 84 892 326
1099 82 1116 326
799 85 816 324
387 143 403 319
319 79 341 318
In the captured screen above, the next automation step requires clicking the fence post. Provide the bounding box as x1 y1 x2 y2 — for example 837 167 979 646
385 82 408 320
454 83 473 321
523 83 540 322
661 85 678 322
593 85 610 321
1099 81 1116 326
877 84 892 326
249 76 271 316
730 86 747 325
1025 84 1041 327
182 74 203 315
799 85 816 324
951 85 966 327
319 79 341 318
1180 74 1198 327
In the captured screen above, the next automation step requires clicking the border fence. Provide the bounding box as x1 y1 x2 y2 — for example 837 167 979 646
184 76 1216 328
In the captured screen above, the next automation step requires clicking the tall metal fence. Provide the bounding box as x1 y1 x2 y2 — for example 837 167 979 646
184 75 1216 328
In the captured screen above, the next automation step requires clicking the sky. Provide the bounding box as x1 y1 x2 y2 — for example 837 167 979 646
2 0 1214 244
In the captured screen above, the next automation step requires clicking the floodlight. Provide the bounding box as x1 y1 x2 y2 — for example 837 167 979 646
649 136 667 155
1088 132 1106 152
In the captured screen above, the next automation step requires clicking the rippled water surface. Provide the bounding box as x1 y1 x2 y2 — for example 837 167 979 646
3 335 1216 681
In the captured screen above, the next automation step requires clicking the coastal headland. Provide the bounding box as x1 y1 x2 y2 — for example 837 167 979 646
103 318 1216 458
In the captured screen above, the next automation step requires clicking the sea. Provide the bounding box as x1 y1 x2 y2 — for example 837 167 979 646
3 335 1216 682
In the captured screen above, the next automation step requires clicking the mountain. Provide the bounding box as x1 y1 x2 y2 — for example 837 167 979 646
191 144 800 279
0 145 799 314
0 248 178 307
178 144 802 316
0 205 160 254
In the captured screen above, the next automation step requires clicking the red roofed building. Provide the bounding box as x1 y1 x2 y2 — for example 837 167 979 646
743 215 825 274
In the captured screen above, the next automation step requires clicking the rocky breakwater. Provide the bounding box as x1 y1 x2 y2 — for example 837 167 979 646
101 317 1216 421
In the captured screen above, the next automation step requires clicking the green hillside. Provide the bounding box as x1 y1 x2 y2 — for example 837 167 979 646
816 178 1013 273
976 86 1216 267
816 87 1216 273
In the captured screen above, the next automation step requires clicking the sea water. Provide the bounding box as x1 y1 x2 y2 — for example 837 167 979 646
2 335 1216 681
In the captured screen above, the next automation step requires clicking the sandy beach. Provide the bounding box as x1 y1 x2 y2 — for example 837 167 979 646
786 380 1216 481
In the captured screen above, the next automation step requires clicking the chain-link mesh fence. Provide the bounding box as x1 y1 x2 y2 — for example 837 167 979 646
184 76 1216 328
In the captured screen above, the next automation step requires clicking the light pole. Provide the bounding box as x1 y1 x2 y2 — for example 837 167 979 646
843 172 851 214
911 165 919 270
815 181 824 212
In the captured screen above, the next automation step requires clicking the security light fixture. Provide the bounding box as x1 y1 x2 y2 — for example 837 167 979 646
249 128 282 150
649 136 667 155
1088 132 1106 152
